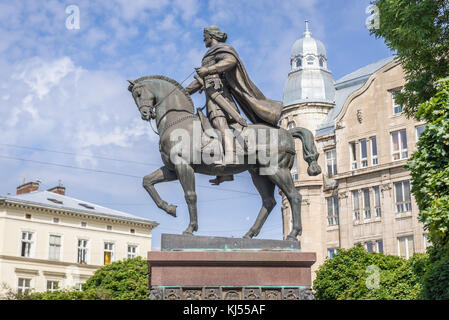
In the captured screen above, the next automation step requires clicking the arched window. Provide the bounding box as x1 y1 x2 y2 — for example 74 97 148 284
296 59 302 68
306 56 315 65
288 121 296 129
319 58 324 67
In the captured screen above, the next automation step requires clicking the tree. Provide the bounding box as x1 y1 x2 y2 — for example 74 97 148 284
313 245 426 300
406 78 449 248
82 256 149 300
370 0 449 116
23 257 149 300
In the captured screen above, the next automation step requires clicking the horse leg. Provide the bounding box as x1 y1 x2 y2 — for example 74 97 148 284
143 166 178 217
243 170 276 239
174 163 198 235
267 168 303 241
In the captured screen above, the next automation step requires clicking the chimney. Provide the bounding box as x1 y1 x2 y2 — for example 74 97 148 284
17 181 40 195
48 183 66 196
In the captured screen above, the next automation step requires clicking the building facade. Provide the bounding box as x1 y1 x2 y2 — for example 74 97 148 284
280 22 428 275
0 182 158 295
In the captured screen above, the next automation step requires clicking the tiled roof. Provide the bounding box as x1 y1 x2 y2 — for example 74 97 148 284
0 191 158 226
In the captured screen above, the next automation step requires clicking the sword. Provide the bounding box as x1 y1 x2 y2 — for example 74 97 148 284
194 75 248 127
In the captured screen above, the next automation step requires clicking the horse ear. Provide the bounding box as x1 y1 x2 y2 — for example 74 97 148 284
127 80 135 92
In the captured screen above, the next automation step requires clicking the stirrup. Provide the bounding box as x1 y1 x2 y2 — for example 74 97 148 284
209 175 234 186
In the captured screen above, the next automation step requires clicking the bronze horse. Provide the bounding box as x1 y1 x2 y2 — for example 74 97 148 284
128 75 321 240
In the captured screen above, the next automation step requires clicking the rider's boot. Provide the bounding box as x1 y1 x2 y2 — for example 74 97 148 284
210 130 234 185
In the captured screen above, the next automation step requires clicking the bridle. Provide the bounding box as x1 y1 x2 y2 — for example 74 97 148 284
133 71 196 136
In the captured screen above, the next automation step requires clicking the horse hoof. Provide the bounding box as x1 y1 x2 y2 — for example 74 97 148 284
182 230 193 236
166 205 177 217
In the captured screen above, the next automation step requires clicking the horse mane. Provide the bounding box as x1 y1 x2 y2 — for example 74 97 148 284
134 75 194 110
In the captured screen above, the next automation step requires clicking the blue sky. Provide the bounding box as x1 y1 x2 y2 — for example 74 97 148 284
0 0 392 249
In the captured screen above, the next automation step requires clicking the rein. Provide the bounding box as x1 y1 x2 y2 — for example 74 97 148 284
146 71 196 136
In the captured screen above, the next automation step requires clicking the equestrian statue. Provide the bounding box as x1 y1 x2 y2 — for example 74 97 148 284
127 26 321 241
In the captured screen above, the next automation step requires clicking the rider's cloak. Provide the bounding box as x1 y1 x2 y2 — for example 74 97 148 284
203 43 282 127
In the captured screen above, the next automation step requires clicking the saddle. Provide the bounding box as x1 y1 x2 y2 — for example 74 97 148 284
195 108 249 158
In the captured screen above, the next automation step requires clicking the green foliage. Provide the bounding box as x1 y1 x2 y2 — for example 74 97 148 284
406 78 449 248
313 245 426 300
24 288 101 300
371 0 449 116
24 257 149 300
421 245 449 300
82 256 149 300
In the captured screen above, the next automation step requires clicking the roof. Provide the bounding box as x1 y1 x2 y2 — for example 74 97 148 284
316 56 396 137
0 191 158 226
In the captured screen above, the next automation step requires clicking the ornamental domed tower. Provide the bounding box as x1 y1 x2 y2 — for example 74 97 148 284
283 20 335 107
280 21 335 270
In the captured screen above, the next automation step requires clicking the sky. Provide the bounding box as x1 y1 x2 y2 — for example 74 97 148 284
0 0 393 249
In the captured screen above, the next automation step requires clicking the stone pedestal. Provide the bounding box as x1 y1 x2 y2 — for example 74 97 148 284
148 234 316 300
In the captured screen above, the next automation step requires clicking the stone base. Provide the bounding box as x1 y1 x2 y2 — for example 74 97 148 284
148 234 316 300
161 233 301 251
149 286 314 300
148 250 316 300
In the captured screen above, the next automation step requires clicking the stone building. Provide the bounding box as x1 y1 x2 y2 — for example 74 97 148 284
0 181 158 295
280 22 428 275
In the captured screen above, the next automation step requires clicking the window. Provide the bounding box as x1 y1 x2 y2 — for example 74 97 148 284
352 190 360 221
416 125 426 140
349 142 357 170
319 58 324 67
25 214 31 219
77 239 88 264
392 90 403 114
81 222 87 227
395 181 412 213
362 188 371 219
370 137 378 165
398 236 414 259
127 245 138 259
291 154 298 182
374 186 381 217
53 218 59 223
376 240 384 253
391 129 408 160
130 229 135 234
360 139 368 168
48 235 61 261
328 248 338 259
296 59 302 68
106 225 112 231
365 241 374 253
326 149 337 177
287 121 296 129
17 278 31 295
47 280 59 292
75 283 83 291
306 56 314 65
326 197 339 226
104 242 114 265
21 232 34 258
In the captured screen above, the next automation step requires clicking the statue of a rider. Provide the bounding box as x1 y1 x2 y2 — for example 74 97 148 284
185 25 282 185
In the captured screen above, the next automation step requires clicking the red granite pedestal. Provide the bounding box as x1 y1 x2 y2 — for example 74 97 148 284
147 250 316 300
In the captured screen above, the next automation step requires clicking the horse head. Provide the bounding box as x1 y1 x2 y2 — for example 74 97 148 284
128 80 156 121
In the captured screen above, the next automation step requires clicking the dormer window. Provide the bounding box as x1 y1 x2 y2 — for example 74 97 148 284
319 58 324 67
306 56 315 65
296 59 302 68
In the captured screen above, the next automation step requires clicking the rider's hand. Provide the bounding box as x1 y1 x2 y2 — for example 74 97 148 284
195 67 209 78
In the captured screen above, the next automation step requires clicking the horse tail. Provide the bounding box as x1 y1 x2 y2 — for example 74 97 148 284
289 127 322 176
